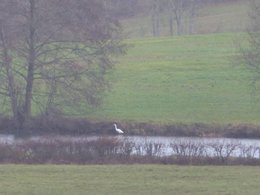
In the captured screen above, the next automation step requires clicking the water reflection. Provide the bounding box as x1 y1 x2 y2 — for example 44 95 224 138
125 136 260 158
1 135 260 158
0 134 15 144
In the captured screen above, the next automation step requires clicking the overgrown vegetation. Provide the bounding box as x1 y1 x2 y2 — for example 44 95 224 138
0 136 260 165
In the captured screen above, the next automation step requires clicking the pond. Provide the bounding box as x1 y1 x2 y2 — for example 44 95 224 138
127 136 260 158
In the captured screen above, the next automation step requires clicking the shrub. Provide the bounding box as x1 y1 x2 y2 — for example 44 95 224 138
0 135 259 165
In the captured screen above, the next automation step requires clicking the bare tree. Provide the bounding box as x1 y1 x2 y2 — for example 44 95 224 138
239 0 260 92
167 0 188 35
151 0 161 37
188 0 201 34
165 0 201 36
103 0 139 18
0 0 125 129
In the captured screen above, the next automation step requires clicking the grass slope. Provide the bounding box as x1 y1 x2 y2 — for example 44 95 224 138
0 165 260 195
86 33 260 124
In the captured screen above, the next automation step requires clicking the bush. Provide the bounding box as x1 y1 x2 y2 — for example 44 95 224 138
0 136 260 165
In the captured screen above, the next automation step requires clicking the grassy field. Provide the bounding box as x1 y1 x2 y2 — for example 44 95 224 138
81 32 260 124
0 165 259 195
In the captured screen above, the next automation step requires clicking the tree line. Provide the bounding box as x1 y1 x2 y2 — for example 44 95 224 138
105 0 243 37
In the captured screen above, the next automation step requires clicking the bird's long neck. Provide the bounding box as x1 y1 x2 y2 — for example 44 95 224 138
114 124 117 129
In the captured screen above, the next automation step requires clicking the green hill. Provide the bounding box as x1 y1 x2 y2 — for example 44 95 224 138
53 1 259 126
82 32 260 124
80 1 258 125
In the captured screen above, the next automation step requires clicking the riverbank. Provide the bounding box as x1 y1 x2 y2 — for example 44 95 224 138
1 116 260 139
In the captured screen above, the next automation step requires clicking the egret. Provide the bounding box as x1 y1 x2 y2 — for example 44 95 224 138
114 124 124 134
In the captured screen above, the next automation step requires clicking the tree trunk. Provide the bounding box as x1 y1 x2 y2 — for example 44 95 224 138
151 0 160 37
24 0 36 119
189 1 196 35
176 15 182 35
169 12 174 36
152 13 157 36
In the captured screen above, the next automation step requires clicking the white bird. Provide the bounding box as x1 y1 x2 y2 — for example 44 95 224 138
114 123 124 134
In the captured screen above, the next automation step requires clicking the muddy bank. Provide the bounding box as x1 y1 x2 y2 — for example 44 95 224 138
1 116 260 139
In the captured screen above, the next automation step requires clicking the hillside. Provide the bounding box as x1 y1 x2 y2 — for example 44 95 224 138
77 33 260 124
22 1 257 127
79 1 258 125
